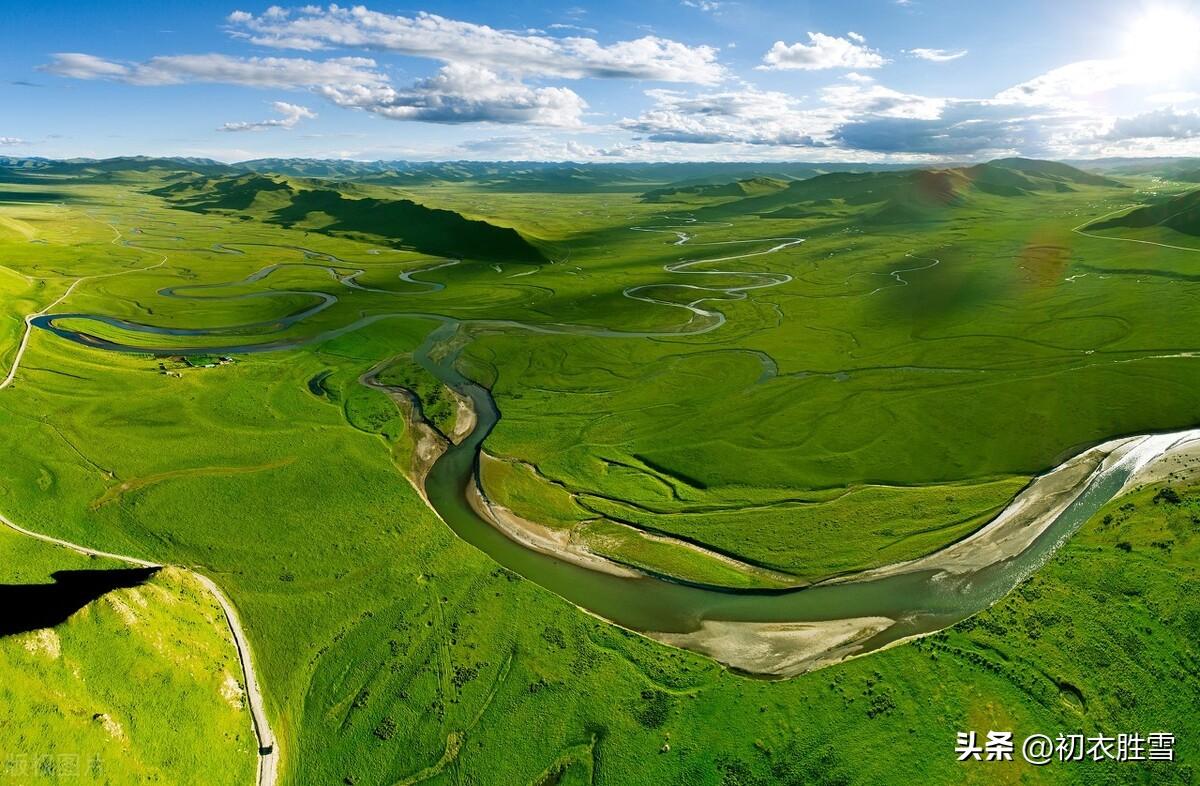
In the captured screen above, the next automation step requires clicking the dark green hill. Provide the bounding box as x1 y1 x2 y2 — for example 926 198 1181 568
641 176 790 203
151 175 545 262
1086 188 1200 236
986 157 1123 187
707 159 1125 224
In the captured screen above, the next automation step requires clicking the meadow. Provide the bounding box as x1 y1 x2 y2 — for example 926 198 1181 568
1 160 1198 783
0 526 256 784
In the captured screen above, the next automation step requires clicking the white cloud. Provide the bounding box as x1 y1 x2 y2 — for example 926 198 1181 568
847 32 865 43
0 137 26 146
1148 91 1200 106
620 63 1121 159
994 59 1135 107
456 135 607 159
906 48 967 62
1104 107 1200 140
42 53 582 127
220 101 316 132
42 52 386 89
226 6 724 83
621 75 951 152
621 87 833 146
829 101 1095 157
760 33 887 71
547 23 598 34
681 0 721 11
820 81 944 119
318 64 587 126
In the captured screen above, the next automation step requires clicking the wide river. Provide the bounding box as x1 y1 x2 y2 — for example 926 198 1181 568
30 228 1198 674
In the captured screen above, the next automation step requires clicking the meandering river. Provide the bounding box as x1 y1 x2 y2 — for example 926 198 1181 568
28 220 1199 675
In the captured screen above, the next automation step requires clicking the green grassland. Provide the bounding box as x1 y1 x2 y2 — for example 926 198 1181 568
0 527 256 784
0 162 1198 783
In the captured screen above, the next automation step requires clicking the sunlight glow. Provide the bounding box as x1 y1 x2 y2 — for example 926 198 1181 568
1124 6 1200 75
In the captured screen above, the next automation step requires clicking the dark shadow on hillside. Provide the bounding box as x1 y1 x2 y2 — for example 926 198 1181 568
0 190 75 203
0 567 160 636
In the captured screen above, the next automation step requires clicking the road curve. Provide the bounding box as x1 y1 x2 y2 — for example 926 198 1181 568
2 218 274 782
1072 205 1200 254
0 257 166 391
0 509 278 786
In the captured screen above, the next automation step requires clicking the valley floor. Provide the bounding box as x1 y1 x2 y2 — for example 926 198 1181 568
1 164 1198 783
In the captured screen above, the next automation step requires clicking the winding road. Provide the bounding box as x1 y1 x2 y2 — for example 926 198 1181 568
0 219 278 786
0 510 279 786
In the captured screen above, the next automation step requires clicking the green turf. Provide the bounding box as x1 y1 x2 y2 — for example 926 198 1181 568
0 162 1197 783
0 528 256 783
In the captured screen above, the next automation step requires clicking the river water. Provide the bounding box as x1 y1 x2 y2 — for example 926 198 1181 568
29 230 1194 672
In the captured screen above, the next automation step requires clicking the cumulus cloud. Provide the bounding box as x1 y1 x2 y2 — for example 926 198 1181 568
621 73 954 151
42 53 581 126
226 6 724 83
317 63 586 126
620 65 1114 159
906 48 967 62
1104 107 1200 140
621 88 831 146
760 32 887 71
994 59 1135 107
42 6 725 131
42 52 385 89
220 101 316 132
821 81 944 119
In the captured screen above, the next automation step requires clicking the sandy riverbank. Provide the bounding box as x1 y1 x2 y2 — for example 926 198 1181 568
369 354 1200 677
652 616 896 677
465 479 642 579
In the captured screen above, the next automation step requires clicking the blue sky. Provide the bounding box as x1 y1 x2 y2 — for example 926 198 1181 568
4 0 1200 162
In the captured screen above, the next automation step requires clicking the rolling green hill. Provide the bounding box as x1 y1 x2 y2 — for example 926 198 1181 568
1073 156 1200 182
1087 187 1200 235
699 158 1125 223
640 176 790 203
151 174 547 262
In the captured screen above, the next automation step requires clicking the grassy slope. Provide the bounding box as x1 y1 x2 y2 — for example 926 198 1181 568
7 173 1200 586
0 527 256 783
1087 187 1200 235
151 174 547 263
454 177 1200 583
0 171 1198 783
9 335 1197 785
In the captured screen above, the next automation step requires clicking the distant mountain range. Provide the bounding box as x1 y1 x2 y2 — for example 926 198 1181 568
5 154 1196 243
0 155 918 192
645 158 1127 224
5 153 1199 193
1067 157 1200 180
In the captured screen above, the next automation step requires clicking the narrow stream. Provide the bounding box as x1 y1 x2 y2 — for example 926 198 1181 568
27 225 1193 672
